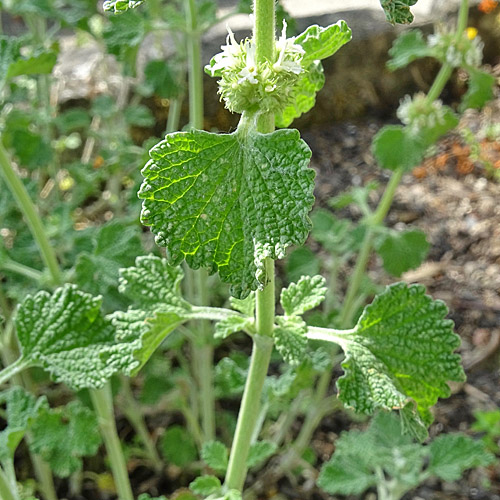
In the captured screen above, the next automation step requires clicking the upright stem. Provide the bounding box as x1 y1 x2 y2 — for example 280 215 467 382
0 466 18 500
0 141 62 285
224 0 276 488
90 385 134 500
119 377 162 469
185 0 203 130
339 167 404 327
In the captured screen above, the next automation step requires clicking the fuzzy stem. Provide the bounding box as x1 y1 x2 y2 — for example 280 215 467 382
90 385 134 500
0 358 30 387
0 465 18 500
339 167 404 327
0 141 62 285
0 259 43 282
118 376 162 470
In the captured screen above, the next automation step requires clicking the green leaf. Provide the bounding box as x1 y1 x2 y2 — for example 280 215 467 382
311 209 364 255
138 495 168 500
14 284 128 390
229 293 255 317
247 441 277 468
214 357 247 397
428 434 495 481
143 59 180 99
281 275 327 317
387 30 434 70
276 21 352 127
273 316 308 365
189 475 221 496
375 230 430 277
0 387 48 461
285 247 321 284
201 441 228 474
459 68 496 112
214 316 252 340
124 104 155 127
380 0 419 25
103 0 145 13
139 126 314 298
110 255 192 374
7 51 57 79
335 283 465 435
1 0 53 16
296 22 352 64
74 221 144 311
317 430 377 495
372 125 427 171
160 425 197 467
29 401 101 477
275 62 325 128
318 412 423 496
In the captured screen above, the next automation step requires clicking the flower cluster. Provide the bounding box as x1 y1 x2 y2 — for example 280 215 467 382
397 92 448 134
428 29 483 68
205 22 306 115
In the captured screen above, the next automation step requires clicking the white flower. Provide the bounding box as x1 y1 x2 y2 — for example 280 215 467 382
238 43 258 84
273 20 305 74
209 26 242 76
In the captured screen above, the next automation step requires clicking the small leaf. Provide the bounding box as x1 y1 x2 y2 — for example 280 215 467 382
375 230 430 277
276 22 352 127
124 104 155 127
335 283 465 436
214 357 247 397
189 475 221 496
273 316 308 365
372 125 427 171
295 22 353 65
281 275 327 317
29 401 101 477
387 30 434 70
229 293 255 317
285 246 321 283
161 425 197 467
428 434 495 481
379 0 419 25
7 51 57 79
139 126 314 298
247 441 277 468
214 316 252 340
109 256 193 375
459 68 496 112
201 441 228 474
103 0 145 13
0 387 48 461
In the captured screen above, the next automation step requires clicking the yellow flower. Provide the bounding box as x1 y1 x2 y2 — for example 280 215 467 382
466 27 478 40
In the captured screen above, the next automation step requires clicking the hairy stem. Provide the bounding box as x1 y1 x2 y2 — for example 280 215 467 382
0 464 19 500
90 384 134 500
0 141 62 285
118 376 162 470
0 259 43 282
0 358 30 387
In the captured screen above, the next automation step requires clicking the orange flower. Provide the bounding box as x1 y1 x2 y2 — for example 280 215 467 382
478 0 499 14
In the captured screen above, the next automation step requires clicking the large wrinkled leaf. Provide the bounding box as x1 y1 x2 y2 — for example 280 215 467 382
380 0 419 25
387 30 435 70
309 283 465 436
139 127 314 298
12 284 131 389
0 387 48 462
336 283 465 434
276 22 352 127
30 401 101 477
